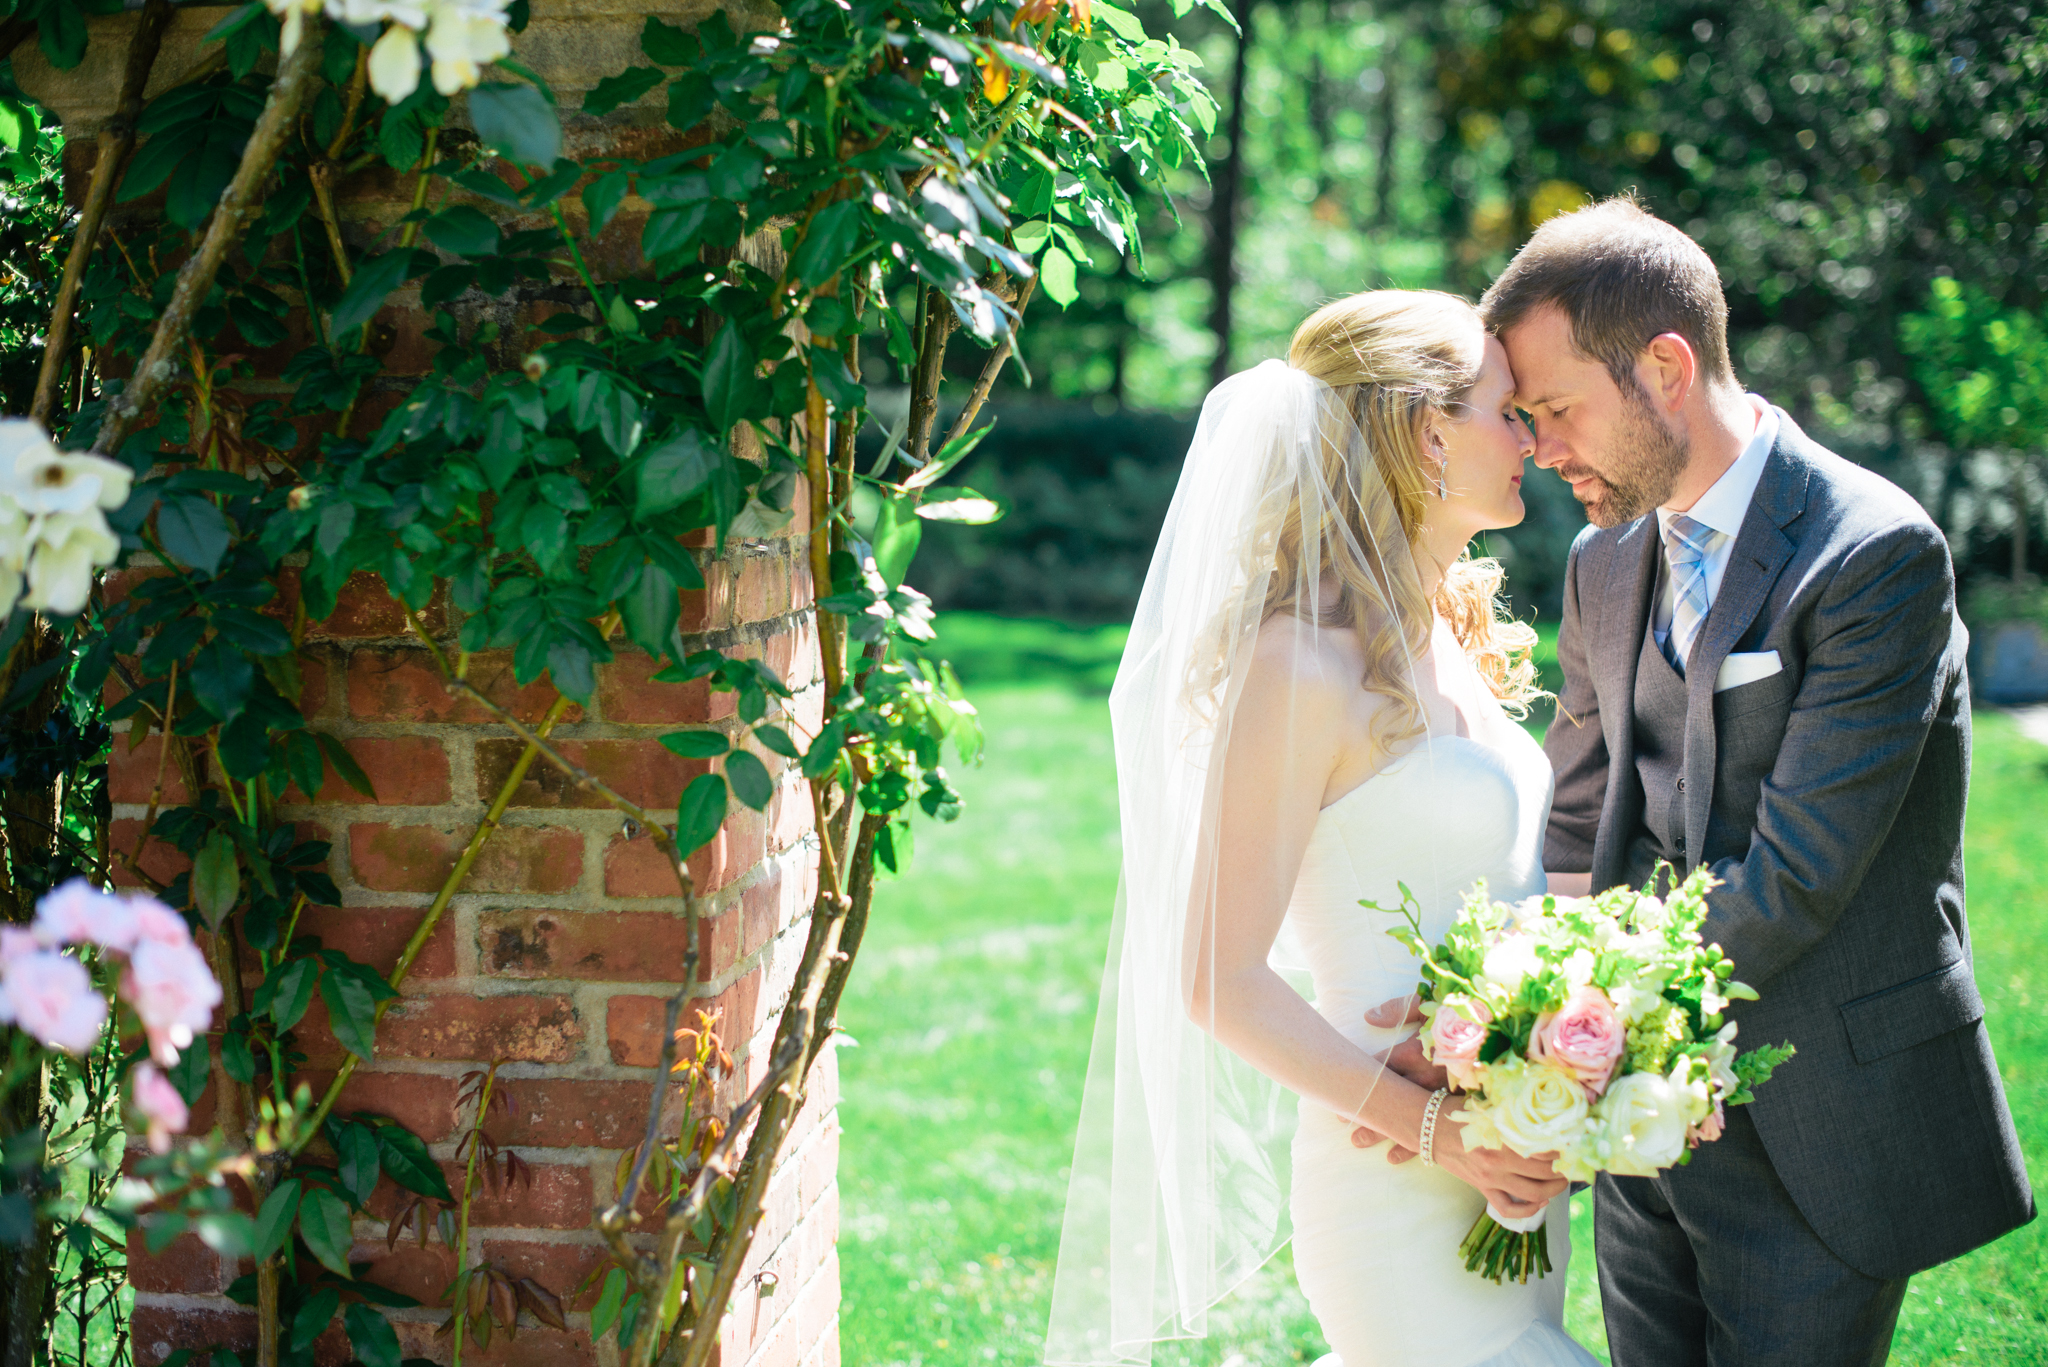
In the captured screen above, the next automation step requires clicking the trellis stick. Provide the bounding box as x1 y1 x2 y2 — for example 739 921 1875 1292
92 17 328 456
29 0 173 427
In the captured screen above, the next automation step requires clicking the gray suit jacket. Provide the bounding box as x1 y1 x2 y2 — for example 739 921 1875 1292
1543 409 2034 1279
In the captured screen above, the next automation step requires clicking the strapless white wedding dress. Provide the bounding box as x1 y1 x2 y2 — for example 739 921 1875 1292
1282 625 1598 1367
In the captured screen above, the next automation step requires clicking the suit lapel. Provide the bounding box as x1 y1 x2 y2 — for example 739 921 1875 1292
1594 516 1661 891
1681 413 1812 857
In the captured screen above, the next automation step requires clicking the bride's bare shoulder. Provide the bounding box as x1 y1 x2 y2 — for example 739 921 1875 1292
1242 614 1368 704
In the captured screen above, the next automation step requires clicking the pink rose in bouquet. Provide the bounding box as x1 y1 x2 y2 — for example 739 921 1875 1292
1530 985 1625 1097
1429 998 1491 1091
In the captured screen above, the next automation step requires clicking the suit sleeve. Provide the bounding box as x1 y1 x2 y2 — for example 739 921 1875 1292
1702 519 1959 987
1543 526 1607 874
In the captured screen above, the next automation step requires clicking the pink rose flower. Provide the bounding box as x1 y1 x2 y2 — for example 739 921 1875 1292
129 898 194 949
0 927 40 961
1429 1000 1491 1091
121 939 222 1066
1 950 109 1054
130 1063 190 1154
34 878 140 952
1531 985 1626 1097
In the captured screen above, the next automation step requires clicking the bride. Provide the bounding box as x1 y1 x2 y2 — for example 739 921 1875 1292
1045 290 1598 1367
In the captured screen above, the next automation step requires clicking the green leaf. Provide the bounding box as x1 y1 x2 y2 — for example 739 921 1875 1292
191 829 241 931
336 1121 381 1207
269 956 319 1031
701 320 757 433
314 732 376 798
38 1 87 70
469 81 562 167
583 168 630 235
296 1186 354 1278
591 1267 629 1341
809 346 865 411
155 495 233 576
659 730 728 759
168 1035 211 1105
641 201 710 261
548 639 596 703
752 724 800 759
190 639 255 724
621 562 680 658
635 429 721 519
870 495 923 590
221 1029 256 1084
1093 1 1149 40
584 66 665 116
320 969 379 1062
790 201 864 288
1039 246 1079 306
914 487 1010 524
292 1284 341 1352
344 1304 402 1367
253 1178 301 1262
641 16 697 64
331 250 416 336
724 750 772 810
675 773 727 856
424 205 501 257
377 1124 455 1201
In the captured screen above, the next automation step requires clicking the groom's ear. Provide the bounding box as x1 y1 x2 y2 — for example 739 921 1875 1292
1640 331 1700 415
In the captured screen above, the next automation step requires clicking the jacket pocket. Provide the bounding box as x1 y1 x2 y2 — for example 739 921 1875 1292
1713 666 1798 722
1839 958 1985 1065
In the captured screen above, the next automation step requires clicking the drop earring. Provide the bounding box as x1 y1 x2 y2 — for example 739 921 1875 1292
1430 437 1449 499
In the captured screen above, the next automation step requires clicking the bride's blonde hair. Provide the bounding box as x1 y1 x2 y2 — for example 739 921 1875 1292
1277 289 1542 751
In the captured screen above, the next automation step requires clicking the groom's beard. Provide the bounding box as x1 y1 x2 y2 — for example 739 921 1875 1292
1558 385 1690 528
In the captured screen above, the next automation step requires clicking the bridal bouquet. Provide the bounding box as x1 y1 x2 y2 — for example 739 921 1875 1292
1373 866 1794 1284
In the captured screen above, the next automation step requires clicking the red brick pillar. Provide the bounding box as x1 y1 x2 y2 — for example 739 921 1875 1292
22 4 841 1363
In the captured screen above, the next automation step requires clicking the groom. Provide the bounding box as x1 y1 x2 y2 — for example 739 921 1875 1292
1490 198 2032 1364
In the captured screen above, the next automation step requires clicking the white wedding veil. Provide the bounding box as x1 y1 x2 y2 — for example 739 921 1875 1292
1046 337 1466 1364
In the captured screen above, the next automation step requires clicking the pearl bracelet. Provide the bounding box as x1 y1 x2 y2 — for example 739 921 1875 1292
1418 1087 1451 1168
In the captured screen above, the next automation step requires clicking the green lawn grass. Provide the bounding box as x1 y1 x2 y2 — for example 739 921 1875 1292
843 614 2046 1365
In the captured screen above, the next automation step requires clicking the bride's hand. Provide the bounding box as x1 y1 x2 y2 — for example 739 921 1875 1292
1432 1104 1568 1214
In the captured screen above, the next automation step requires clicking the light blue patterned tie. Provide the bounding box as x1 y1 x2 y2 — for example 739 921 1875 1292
1662 512 1718 675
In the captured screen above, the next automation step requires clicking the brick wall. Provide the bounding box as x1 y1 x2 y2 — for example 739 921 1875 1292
79 3 841 1352
113 538 839 1366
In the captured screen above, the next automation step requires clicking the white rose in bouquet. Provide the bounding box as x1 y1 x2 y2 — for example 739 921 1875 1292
1594 1069 1693 1175
1487 1056 1592 1158
1480 931 1541 994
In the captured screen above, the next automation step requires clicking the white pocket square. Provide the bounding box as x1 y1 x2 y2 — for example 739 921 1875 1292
1715 650 1782 693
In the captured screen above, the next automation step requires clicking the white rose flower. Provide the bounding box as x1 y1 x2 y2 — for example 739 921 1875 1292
367 24 424 103
1488 1057 1592 1158
1593 1070 1692 1176
24 512 120 616
1560 947 1596 989
1481 931 1541 994
0 421 132 517
425 6 511 95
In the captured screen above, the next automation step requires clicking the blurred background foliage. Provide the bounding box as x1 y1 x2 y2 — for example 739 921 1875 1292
863 0 2046 626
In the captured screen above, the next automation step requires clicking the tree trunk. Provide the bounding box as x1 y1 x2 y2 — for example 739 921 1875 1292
1207 0 1256 388
1373 40 1397 227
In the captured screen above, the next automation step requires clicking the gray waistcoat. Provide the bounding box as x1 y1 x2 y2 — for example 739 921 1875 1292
1623 619 1689 886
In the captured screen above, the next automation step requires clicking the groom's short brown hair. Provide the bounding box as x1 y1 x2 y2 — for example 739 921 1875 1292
1480 193 1737 394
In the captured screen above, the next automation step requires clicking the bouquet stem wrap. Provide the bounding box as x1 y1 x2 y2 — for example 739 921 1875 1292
1461 1207 1552 1284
